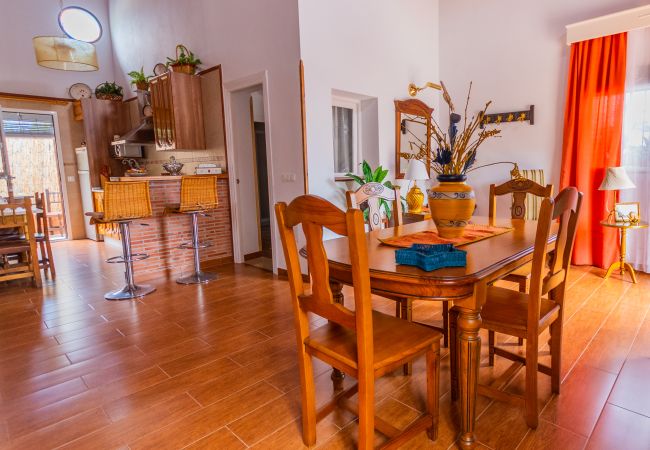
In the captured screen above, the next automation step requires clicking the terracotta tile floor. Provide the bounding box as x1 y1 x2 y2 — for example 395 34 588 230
0 240 648 449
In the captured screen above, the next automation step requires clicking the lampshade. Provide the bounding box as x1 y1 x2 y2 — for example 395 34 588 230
32 36 98 71
598 166 635 191
405 159 430 181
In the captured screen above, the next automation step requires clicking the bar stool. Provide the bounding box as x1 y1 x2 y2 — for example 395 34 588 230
165 176 218 284
87 181 155 300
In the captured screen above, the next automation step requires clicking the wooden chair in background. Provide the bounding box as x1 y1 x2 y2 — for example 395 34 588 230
34 192 56 279
276 195 441 449
453 187 582 428
0 199 42 287
45 189 66 238
347 182 451 352
488 176 553 348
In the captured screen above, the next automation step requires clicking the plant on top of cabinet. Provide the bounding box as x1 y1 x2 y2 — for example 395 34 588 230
166 44 202 75
128 67 152 91
95 82 124 101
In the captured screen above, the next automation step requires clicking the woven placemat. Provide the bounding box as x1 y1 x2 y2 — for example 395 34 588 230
379 224 513 248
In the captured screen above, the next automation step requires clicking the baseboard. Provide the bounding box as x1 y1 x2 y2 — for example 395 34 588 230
244 251 264 261
277 267 310 283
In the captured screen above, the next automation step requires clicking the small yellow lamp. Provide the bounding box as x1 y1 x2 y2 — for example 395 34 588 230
405 159 430 213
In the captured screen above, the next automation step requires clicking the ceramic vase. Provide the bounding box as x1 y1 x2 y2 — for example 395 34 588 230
427 174 475 238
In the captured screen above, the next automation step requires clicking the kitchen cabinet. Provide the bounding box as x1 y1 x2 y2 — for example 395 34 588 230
149 71 206 151
81 98 131 185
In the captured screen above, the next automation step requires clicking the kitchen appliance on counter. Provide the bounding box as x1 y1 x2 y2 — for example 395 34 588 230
75 146 100 241
195 163 222 175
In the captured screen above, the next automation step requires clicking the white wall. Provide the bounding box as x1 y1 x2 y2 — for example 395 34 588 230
109 0 303 270
0 0 116 98
439 0 647 216
298 0 440 206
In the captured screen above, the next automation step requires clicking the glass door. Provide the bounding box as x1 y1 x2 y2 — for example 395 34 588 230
0 109 68 239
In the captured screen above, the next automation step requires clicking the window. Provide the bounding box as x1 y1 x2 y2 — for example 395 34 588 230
332 97 360 175
58 6 102 42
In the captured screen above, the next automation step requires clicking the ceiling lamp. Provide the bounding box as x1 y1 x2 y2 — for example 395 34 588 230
33 36 98 71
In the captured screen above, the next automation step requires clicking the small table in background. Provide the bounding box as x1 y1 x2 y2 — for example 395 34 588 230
600 219 648 283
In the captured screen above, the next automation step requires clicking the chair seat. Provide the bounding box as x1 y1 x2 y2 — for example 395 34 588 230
305 310 441 376
0 240 30 255
504 262 532 280
482 286 560 336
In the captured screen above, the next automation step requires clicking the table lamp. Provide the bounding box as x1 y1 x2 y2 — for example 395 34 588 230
405 159 430 213
598 166 635 221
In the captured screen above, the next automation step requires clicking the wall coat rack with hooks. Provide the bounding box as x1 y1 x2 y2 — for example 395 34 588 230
481 105 534 128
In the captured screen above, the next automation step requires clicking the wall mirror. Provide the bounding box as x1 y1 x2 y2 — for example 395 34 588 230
394 99 432 179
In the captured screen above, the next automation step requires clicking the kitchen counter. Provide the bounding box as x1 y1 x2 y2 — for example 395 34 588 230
95 176 232 278
109 173 228 182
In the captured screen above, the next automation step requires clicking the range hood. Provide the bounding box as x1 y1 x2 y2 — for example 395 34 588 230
111 90 154 157
112 117 154 146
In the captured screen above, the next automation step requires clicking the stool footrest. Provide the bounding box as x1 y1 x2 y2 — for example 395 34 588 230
106 253 150 264
179 241 213 250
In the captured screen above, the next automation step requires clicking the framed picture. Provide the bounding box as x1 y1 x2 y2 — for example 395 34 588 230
614 202 640 223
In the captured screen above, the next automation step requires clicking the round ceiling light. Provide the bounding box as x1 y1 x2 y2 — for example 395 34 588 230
58 6 102 43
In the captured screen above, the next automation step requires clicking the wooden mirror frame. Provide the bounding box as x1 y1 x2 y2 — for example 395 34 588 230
394 99 433 179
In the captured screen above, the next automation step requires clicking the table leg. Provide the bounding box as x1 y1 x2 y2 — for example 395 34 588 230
457 306 482 450
329 280 345 389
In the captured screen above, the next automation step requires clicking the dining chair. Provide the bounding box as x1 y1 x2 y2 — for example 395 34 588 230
452 187 583 428
276 195 441 449
488 176 553 347
45 189 66 237
34 192 56 279
0 198 42 287
347 182 450 355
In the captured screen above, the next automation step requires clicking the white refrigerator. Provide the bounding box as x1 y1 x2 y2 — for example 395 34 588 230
75 146 99 241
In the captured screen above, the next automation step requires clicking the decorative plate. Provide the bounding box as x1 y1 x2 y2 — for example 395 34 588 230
68 83 92 100
153 63 168 76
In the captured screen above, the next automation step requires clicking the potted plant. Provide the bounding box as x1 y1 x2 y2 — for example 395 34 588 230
345 161 399 223
94 82 124 101
401 82 500 238
127 67 152 91
166 44 202 75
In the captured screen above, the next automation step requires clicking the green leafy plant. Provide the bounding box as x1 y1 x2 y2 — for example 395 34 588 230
166 45 202 68
127 67 152 89
94 82 123 98
345 160 396 220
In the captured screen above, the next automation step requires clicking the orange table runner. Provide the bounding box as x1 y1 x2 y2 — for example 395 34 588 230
379 224 513 248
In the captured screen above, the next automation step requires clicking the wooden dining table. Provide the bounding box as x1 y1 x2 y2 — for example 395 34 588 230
322 216 557 449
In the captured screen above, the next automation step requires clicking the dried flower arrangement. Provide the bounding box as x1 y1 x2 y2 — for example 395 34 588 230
401 82 500 180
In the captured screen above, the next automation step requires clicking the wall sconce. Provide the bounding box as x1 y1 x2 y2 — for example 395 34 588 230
408 81 442 97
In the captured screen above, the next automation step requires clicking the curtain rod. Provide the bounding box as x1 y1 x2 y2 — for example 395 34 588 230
566 4 650 45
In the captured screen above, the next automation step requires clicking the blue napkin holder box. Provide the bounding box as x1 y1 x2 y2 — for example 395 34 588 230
395 244 467 271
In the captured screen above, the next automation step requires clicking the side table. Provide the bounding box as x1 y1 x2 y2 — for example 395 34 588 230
600 219 648 283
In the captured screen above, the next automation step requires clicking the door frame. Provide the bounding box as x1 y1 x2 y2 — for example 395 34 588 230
1 107 73 240
223 71 277 271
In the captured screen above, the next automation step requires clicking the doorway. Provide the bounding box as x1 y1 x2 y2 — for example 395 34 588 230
0 109 68 239
225 76 275 272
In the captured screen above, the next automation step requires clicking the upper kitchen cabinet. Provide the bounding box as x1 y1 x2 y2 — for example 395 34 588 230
150 71 206 151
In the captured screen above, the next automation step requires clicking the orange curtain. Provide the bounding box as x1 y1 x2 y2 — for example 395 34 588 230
560 33 627 268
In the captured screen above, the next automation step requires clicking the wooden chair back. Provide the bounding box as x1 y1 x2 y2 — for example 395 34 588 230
489 178 553 222
0 198 42 286
346 182 402 230
45 190 63 212
102 181 152 222
34 192 50 237
179 176 218 212
527 187 583 328
0 199 34 230
276 194 373 362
